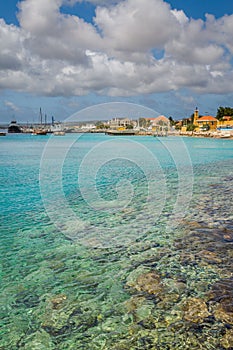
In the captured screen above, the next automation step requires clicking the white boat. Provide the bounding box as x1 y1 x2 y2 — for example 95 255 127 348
53 131 65 136
220 133 231 138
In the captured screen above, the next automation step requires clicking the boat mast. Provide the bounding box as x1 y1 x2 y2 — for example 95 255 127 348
39 108 43 125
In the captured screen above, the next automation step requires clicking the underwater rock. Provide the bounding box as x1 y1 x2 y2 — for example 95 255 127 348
128 297 154 323
40 308 72 335
125 295 146 313
133 271 164 296
209 278 233 301
101 316 128 334
15 290 40 308
197 249 222 264
223 232 233 242
50 294 67 310
182 297 210 323
20 330 55 350
116 328 159 349
126 241 155 254
178 252 196 265
125 266 150 289
49 260 66 271
38 294 99 336
156 292 180 310
213 303 233 325
39 295 76 335
220 328 233 349
208 278 233 322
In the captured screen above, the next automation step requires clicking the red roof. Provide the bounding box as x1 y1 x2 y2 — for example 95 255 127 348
197 116 217 122
156 115 169 122
145 115 169 122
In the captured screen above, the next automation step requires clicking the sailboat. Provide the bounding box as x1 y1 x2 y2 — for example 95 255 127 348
32 108 48 135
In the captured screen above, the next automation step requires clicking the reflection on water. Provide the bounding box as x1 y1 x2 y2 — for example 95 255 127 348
0 134 233 349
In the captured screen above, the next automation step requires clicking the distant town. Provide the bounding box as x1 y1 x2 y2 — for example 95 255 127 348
1 106 233 138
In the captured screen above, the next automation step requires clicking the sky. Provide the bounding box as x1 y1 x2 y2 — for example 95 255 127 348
0 0 233 123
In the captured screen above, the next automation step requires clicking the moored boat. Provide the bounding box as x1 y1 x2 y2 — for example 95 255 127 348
8 120 22 133
53 131 65 136
105 130 136 136
220 134 231 138
32 129 47 135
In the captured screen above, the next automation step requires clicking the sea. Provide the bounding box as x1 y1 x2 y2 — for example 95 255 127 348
0 133 233 350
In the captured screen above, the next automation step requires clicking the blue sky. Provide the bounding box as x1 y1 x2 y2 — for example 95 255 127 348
0 0 233 123
1 0 232 25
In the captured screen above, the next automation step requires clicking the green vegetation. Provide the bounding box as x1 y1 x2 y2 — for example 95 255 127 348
186 124 197 132
216 106 233 120
95 121 109 129
126 124 134 129
139 118 151 128
168 116 175 126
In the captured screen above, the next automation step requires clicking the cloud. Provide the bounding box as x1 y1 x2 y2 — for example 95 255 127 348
17 0 102 63
4 100 20 111
0 0 233 98
0 19 26 71
171 9 188 25
95 0 180 52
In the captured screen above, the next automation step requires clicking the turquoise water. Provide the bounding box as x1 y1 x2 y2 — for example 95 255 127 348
0 133 233 349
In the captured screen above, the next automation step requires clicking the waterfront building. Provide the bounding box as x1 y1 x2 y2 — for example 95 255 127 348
146 115 170 134
182 108 218 132
108 117 134 129
217 116 233 129
196 115 218 131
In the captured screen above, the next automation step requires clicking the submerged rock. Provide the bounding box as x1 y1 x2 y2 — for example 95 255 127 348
220 328 233 349
37 294 99 337
223 232 233 242
126 271 165 299
20 330 55 350
213 303 233 325
50 294 67 310
125 295 146 314
125 295 154 324
135 272 164 295
14 290 40 308
182 297 210 323
197 249 222 264
207 278 233 325
208 278 233 305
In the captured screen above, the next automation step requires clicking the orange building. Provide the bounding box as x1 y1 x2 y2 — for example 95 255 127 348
196 116 218 131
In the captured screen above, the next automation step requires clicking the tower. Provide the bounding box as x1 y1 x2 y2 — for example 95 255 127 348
193 107 199 126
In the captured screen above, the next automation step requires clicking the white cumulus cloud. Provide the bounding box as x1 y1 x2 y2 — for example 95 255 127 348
0 0 232 98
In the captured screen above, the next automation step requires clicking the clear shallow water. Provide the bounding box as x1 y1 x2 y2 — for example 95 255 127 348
0 134 233 349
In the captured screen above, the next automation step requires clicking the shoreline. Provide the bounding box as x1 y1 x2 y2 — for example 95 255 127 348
2 129 233 139
178 130 233 139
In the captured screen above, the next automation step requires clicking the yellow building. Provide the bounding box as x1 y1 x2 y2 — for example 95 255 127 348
193 107 199 126
196 116 218 131
217 116 233 129
192 108 217 131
